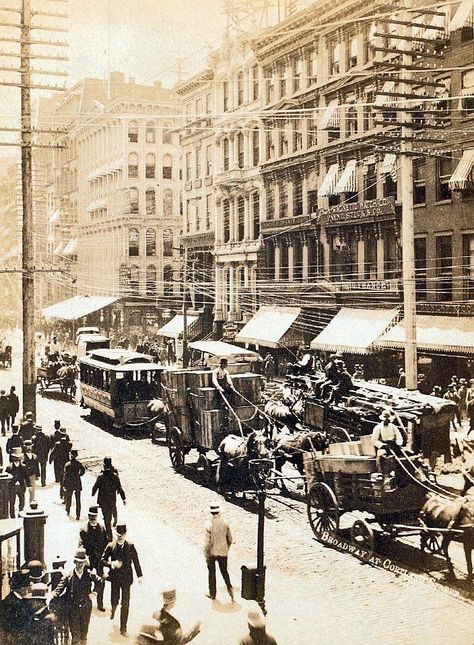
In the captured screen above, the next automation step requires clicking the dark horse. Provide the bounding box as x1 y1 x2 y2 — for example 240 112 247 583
57 364 77 398
271 428 328 493
215 430 272 493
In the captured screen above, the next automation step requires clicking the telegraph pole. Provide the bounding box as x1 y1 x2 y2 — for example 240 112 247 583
400 0 417 390
21 0 36 414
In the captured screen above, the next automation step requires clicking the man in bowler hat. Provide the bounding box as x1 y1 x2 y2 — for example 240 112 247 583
32 425 51 486
0 570 34 643
79 505 107 611
204 502 234 601
50 547 103 645
63 449 85 520
102 524 143 636
6 449 29 518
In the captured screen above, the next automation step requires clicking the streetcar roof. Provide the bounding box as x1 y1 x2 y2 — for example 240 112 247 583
78 348 164 371
77 334 110 343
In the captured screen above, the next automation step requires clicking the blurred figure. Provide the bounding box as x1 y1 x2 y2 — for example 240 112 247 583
49 436 71 500
6 425 23 462
397 368 406 389
22 440 40 504
27 583 55 645
19 411 36 442
238 604 278 645
371 408 404 473
63 449 85 520
0 390 9 435
92 457 126 541
204 502 234 602
143 587 200 645
32 426 51 487
6 386 19 429
431 385 443 398
263 353 276 383
444 384 461 429
6 448 29 517
79 505 107 611
0 570 34 643
458 378 468 420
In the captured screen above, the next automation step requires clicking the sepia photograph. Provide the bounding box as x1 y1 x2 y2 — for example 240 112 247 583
0 0 473 643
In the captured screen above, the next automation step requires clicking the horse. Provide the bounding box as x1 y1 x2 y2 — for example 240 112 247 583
57 364 77 398
0 345 12 369
264 398 304 430
419 490 474 583
215 430 272 493
271 427 328 492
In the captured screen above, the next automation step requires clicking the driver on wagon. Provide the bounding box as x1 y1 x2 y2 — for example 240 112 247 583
212 358 236 409
371 408 404 473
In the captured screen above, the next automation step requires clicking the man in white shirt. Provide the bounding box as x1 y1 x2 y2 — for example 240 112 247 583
204 503 234 602
371 408 404 473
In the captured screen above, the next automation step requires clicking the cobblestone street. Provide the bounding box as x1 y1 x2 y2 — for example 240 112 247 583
1 347 473 644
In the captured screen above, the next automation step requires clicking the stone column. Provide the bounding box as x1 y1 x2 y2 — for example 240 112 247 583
377 238 385 279
288 238 294 282
274 240 281 281
215 263 223 320
302 233 309 282
228 263 236 318
302 174 308 216
357 240 365 279
244 195 250 240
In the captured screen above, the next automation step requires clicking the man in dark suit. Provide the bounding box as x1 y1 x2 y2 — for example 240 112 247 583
92 457 126 540
50 547 102 645
19 412 35 442
79 505 108 611
102 524 143 637
0 390 9 435
0 570 34 644
63 449 85 520
6 386 19 430
32 426 50 486
6 451 29 518
49 435 71 499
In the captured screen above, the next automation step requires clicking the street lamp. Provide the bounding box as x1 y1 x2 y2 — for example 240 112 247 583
248 457 273 614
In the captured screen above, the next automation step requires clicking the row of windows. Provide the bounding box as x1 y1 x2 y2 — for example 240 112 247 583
185 195 213 233
119 263 174 296
127 121 173 145
128 227 174 257
129 187 174 217
185 145 213 181
128 153 173 179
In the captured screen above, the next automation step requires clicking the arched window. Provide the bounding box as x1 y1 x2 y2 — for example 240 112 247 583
146 153 156 179
130 265 140 292
146 228 156 256
129 187 139 214
163 228 173 256
119 264 130 295
146 188 155 216
162 123 172 145
128 120 138 143
223 138 230 171
146 121 155 143
128 152 139 178
223 199 230 243
163 189 173 217
347 105 358 136
163 265 173 295
237 72 244 105
129 227 139 256
146 264 157 296
162 154 172 179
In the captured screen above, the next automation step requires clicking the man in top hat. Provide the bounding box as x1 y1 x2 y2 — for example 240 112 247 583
371 408 404 473
79 505 107 611
19 411 35 442
239 604 278 645
32 425 51 487
49 434 71 499
0 570 35 643
6 424 23 462
204 502 234 602
52 420 67 444
63 449 85 520
27 582 55 645
6 386 19 431
23 439 40 504
26 560 45 586
6 448 29 518
147 587 200 645
92 457 126 541
0 389 9 435
50 547 103 645
102 524 143 636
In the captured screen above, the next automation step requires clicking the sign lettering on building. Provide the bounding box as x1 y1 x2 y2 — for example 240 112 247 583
338 279 399 292
320 197 396 225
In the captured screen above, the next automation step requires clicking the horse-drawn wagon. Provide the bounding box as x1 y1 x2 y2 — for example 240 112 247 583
161 345 268 486
36 352 77 398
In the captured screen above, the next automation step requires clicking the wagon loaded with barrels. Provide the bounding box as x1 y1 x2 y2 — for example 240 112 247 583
161 354 265 484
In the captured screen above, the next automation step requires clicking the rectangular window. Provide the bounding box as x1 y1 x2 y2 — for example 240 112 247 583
364 235 377 279
266 132 275 160
363 91 374 131
330 41 340 76
293 178 303 216
195 199 202 232
251 66 259 101
237 73 244 106
463 234 474 299
364 163 377 200
347 34 358 69
307 190 318 213
436 234 453 301
307 48 318 84
195 149 201 178
205 93 211 113
252 192 260 239
462 70 474 115
279 130 288 157
384 228 399 279
384 174 397 199
307 109 317 147
252 129 259 167
279 182 288 217
293 120 303 152
415 236 427 300
413 158 426 205
223 139 230 171
185 202 191 233
206 145 212 176
436 155 452 201
223 80 229 112
266 184 274 220
206 194 212 229
266 68 274 103
186 152 192 181
292 59 301 93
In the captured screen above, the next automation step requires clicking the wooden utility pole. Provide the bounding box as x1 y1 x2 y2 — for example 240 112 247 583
20 0 36 415
400 0 417 390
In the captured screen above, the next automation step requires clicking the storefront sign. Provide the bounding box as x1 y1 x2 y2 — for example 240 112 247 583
222 321 238 341
321 197 396 225
338 279 399 292
261 214 311 232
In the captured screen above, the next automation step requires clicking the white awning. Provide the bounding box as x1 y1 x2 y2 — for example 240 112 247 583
188 340 259 360
375 315 474 354
235 306 302 348
318 163 339 197
156 314 199 339
335 159 357 194
380 153 398 181
375 81 396 107
319 99 340 130
448 149 474 190
49 210 60 223
449 0 473 31
53 241 65 256
62 238 78 257
42 295 120 321
310 308 399 354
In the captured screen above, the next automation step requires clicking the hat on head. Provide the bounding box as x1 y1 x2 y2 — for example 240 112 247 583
11 424 18 432
0 390 5 395
73 548 88 563
247 606 266 629
23 439 33 448
27 560 44 581
34 425 43 431
54 420 61 427
116 524 127 535
379 408 394 421
209 502 220 514
162 587 176 604
29 582 48 599
460 378 467 384
334 351 343 358
25 411 34 420
103 457 112 468
88 505 99 516
11 446 23 460
70 449 78 457
59 427 67 434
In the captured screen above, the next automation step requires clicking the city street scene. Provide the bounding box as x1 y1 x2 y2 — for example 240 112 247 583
0 0 473 643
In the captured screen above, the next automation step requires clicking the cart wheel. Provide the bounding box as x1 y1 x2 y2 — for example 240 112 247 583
350 520 374 556
307 482 339 540
196 454 213 485
168 427 185 473
420 531 442 555
327 426 351 444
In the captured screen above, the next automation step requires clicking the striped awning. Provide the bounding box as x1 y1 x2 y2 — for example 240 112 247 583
375 81 396 107
62 238 78 257
449 0 473 31
43 295 120 321
53 241 65 256
448 149 474 190
318 163 339 197
235 306 302 349
335 159 357 194
375 315 474 354
380 153 398 181
319 99 340 130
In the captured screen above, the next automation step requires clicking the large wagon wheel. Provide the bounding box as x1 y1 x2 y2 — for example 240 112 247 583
420 530 442 555
307 482 339 539
350 519 374 557
167 427 185 473
327 426 351 444
196 453 213 485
